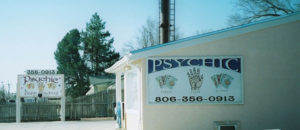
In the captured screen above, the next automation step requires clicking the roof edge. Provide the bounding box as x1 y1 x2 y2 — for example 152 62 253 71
130 12 300 55
106 12 300 73
105 55 131 73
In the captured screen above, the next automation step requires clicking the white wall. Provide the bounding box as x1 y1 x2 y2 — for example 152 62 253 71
141 20 300 130
124 66 141 130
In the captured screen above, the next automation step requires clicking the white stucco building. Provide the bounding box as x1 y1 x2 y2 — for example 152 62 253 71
106 13 300 130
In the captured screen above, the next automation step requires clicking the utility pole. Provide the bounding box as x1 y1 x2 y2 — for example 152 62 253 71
7 81 10 97
0 81 3 90
0 81 11 96
0 81 4 97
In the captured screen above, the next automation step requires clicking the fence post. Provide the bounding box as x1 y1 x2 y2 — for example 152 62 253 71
61 96 65 121
70 102 73 119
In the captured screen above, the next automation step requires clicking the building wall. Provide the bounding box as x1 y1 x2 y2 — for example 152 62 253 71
141 20 300 130
124 67 142 130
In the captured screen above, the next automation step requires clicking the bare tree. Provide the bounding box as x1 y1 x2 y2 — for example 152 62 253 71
121 18 183 55
136 18 160 48
228 0 298 26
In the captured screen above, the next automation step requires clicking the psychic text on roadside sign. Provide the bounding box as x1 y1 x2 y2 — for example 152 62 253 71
147 56 243 104
18 75 64 98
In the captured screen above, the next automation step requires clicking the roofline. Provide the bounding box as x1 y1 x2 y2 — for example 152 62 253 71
105 55 131 73
106 12 300 73
131 12 300 56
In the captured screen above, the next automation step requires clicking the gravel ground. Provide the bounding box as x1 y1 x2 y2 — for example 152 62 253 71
0 120 118 130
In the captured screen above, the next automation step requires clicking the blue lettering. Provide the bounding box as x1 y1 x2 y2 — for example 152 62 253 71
163 59 172 69
148 57 241 74
204 59 213 67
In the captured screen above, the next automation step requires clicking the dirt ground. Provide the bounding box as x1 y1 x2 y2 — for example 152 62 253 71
0 120 118 130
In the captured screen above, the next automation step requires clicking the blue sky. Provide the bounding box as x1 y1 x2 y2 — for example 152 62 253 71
0 0 237 92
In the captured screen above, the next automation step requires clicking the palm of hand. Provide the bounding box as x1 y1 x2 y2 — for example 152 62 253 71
187 68 203 90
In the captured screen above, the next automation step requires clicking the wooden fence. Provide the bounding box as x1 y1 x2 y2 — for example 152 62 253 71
0 103 15 122
66 90 115 120
0 90 115 122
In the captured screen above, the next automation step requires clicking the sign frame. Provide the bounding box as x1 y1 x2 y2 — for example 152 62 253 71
16 74 65 122
17 74 64 98
146 56 244 105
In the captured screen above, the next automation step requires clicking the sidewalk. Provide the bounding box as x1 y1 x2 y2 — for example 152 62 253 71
0 120 118 130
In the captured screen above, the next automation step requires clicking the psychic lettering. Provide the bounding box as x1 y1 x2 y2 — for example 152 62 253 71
148 57 241 74
23 75 59 85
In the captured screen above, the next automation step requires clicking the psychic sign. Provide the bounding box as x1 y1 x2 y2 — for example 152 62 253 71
147 56 243 104
18 75 64 98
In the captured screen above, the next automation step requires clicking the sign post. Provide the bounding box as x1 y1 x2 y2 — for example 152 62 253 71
60 77 65 121
16 74 65 122
16 82 21 123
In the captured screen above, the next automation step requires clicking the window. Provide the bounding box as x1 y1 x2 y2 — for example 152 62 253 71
214 121 240 130
219 125 236 130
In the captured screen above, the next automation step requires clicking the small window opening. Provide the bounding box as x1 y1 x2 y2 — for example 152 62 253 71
214 121 240 130
219 125 236 130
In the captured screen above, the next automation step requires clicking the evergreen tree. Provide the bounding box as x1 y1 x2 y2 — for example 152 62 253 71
54 13 120 97
54 29 89 98
81 13 120 76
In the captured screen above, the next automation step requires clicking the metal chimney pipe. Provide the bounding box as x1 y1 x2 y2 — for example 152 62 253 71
160 0 170 44
297 4 300 12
